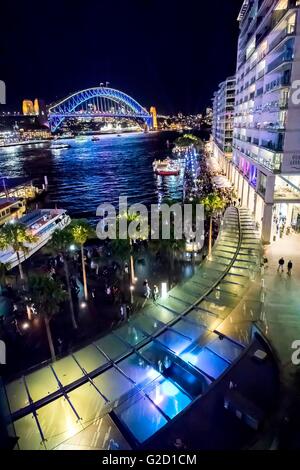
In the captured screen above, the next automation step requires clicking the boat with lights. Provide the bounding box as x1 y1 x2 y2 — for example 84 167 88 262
0 209 71 269
153 159 180 176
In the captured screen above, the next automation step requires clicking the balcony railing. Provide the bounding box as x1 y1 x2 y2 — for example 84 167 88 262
233 145 282 172
269 23 296 52
261 139 283 152
267 50 294 74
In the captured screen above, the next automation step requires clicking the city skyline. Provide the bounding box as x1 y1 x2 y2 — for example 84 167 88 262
1 0 240 114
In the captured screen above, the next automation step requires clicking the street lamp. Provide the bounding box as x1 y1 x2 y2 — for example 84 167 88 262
130 285 134 304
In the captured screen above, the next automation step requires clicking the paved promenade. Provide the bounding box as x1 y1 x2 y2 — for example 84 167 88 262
261 233 300 380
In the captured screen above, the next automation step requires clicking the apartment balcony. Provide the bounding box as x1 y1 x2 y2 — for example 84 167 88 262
233 144 282 172
267 50 294 74
269 23 296 53
265 73 291 94
261 99 289 113
262 121 286 131
260 138 284 152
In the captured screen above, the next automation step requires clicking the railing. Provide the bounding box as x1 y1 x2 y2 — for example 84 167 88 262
267 50 294 74
265 74 291 93
261 139 283 152
269 23 296 52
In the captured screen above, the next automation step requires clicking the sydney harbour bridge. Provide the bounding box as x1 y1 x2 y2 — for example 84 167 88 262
48 86 156 132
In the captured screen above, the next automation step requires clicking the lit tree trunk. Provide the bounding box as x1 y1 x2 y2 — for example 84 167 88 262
208 216 213 258
16 251 24 280
64 256 77 329
45 316 56 362
130 239 135 285
81 244 88 300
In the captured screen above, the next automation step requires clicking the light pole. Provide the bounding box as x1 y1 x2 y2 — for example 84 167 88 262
130 285 134 305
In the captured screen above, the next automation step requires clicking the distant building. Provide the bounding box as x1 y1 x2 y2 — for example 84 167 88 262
22 100 35 115
212 75 236 169
202 107 213 127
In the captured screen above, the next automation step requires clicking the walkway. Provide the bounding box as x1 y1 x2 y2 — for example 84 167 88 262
3 207 267 450
261 233 300 378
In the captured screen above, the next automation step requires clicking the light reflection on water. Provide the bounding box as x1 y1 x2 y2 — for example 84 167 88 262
0 132 185 222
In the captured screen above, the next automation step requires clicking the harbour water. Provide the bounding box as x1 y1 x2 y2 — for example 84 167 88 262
0 131 192 222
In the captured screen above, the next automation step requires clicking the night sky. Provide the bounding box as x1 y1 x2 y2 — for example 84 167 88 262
1 0 241 115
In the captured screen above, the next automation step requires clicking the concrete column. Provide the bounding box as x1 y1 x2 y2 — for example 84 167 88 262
262 203 273 244
253 192 258 219
264 174 275 204
247 183 251 209
241 177 245 206
286 203 293 226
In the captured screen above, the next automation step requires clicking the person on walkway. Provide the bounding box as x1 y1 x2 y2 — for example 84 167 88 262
152 285 159 302
287 260 293 276
278 257 285 273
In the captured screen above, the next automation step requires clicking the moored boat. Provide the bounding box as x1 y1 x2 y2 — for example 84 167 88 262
153 158 180 176
0 208 71 269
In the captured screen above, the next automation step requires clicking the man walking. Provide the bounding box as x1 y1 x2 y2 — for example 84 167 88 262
287 260 293 276
278 257 285 273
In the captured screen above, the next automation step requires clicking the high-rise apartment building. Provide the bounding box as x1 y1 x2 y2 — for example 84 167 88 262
212 76 236 171
216 0 300 243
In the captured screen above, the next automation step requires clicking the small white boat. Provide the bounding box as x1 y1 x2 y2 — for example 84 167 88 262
0 209 71 269
51 143 71 150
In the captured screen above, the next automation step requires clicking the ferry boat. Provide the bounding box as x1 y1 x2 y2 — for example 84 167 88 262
0 198 26 226
153 159 180 176
0 208 71 269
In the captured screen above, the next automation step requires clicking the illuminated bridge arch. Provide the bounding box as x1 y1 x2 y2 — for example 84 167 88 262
48 87 153 132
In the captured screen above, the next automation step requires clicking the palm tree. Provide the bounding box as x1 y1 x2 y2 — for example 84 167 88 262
117 211 148 284
200 193 225 257
29 275 67 362
71 220 94 300
50 228 78 329
0 223 37 280
0 262 7 294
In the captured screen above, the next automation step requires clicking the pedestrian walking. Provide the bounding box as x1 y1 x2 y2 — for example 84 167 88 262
278 257 285 273
287 260 293 276
152 285 159 302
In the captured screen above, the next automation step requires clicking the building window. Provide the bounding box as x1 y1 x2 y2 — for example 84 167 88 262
258 172 267 196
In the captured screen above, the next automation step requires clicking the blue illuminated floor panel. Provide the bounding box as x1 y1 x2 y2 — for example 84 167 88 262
181 347 229 380
157 329 192 354
115 394 168 443
146 378 191 419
